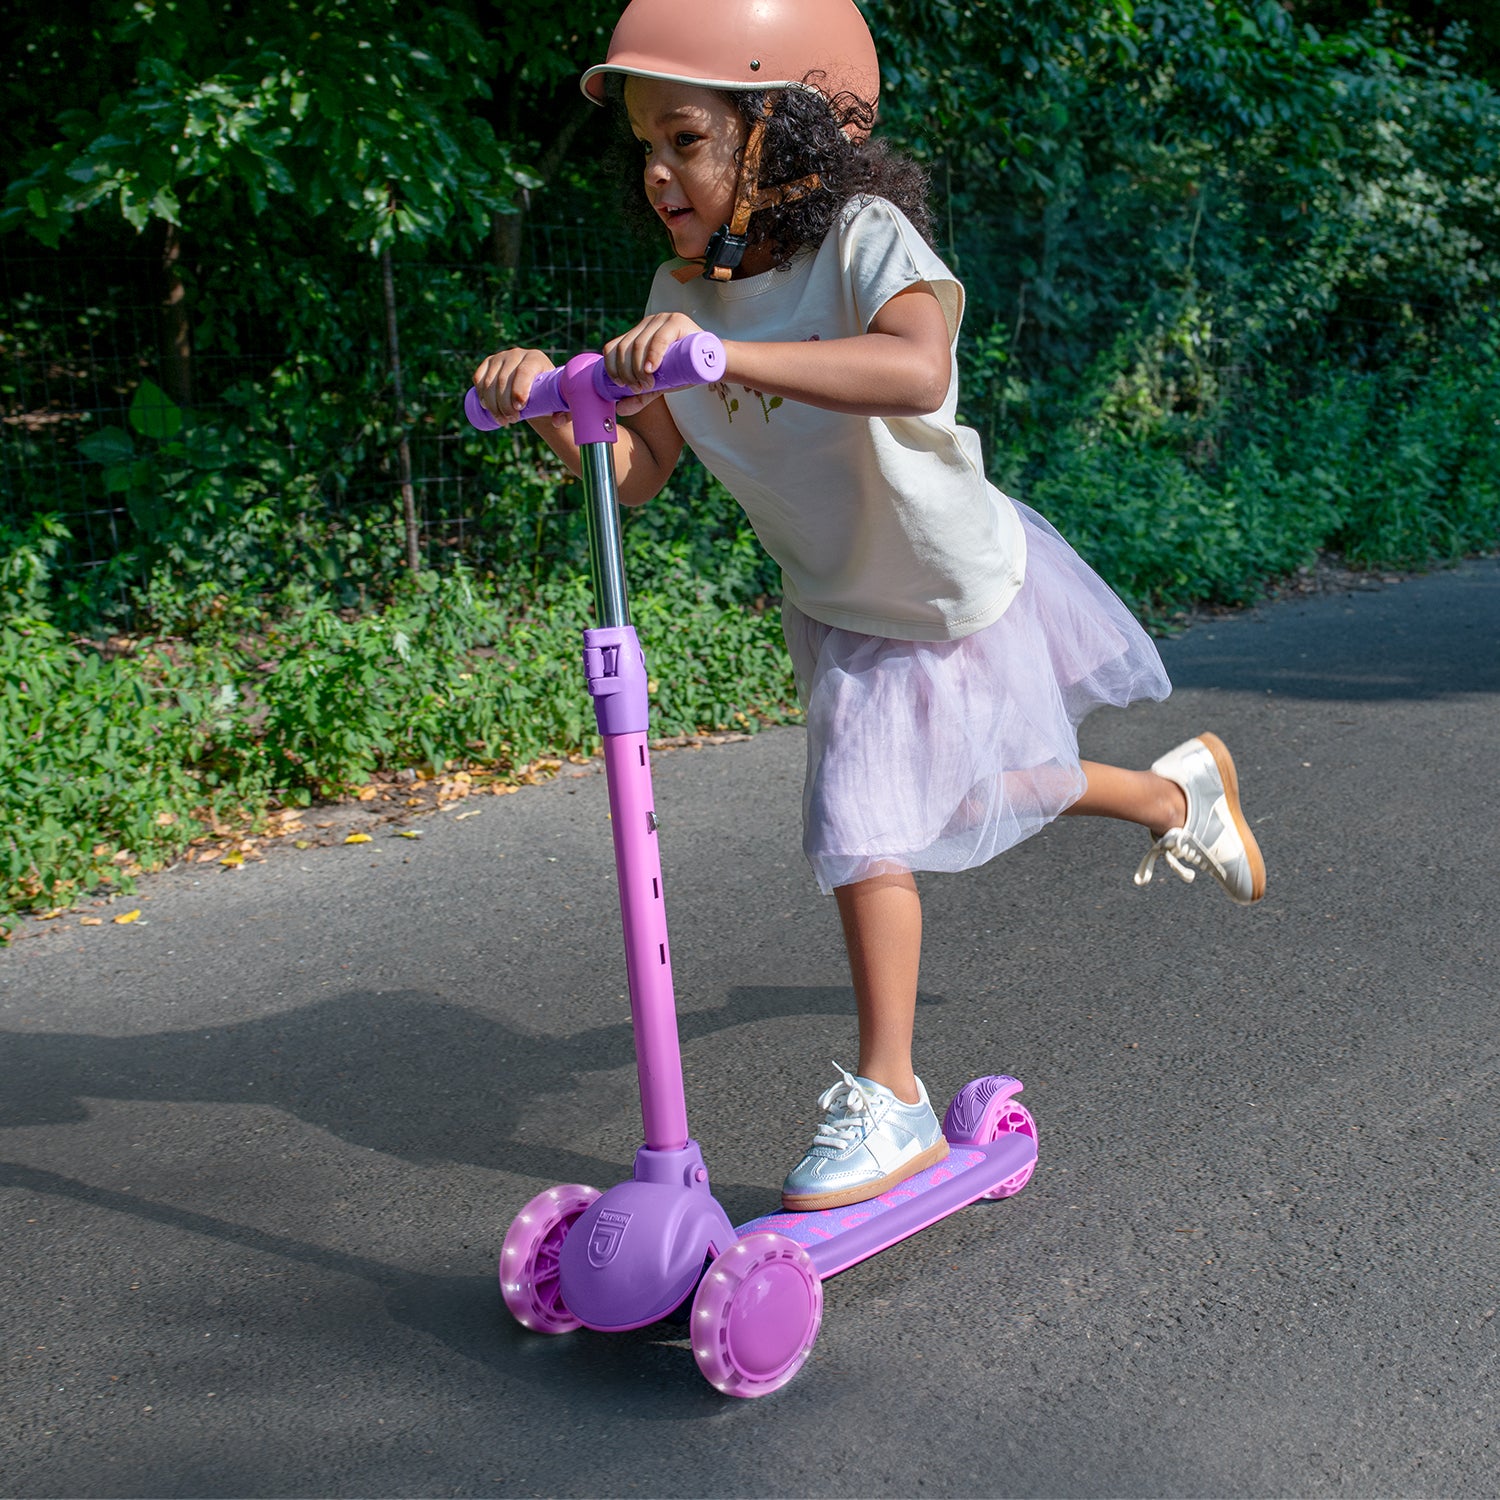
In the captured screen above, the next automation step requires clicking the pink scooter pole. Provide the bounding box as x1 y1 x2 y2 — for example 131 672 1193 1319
470 336 722 1149
468 336 737 1329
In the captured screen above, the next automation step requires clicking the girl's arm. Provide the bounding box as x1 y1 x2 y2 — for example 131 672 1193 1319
471 348 685 507
603 285 954 419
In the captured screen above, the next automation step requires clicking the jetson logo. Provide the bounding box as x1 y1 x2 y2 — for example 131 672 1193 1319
588 1209 632 1268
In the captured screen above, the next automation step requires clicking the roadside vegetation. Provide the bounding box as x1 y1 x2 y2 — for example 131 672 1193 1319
3 0 1498 934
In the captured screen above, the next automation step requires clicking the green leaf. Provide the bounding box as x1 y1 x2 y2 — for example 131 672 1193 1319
77 427 136 465
124 482 167 536
102 460 149 496
129 381 183 442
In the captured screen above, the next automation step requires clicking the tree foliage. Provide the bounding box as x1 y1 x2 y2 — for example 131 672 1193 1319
4 0 543 253
1 0 1496 608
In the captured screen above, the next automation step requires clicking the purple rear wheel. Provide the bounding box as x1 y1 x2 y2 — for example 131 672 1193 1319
691 1232 822 1398
943 1075 1038 1199
499 1184 600 1334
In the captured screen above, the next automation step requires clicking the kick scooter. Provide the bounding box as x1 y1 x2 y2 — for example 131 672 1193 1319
465 335 1038 1397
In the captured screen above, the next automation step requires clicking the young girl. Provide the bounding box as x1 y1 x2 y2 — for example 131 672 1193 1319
473 0 1266 1214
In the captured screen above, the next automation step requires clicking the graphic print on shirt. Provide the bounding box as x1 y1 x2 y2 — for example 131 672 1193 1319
712 335 819 423
712 383 782 423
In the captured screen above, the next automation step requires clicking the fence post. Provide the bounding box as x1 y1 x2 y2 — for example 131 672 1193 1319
380 245 421 572
160 224 193 408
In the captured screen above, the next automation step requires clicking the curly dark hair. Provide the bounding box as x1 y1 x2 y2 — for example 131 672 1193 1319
606 77 933 271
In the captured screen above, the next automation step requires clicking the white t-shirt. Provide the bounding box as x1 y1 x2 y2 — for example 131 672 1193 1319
644 196 1026 641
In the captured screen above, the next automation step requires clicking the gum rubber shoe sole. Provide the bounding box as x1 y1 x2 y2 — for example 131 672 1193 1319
1198 730 1266 903
780 1138 951 1213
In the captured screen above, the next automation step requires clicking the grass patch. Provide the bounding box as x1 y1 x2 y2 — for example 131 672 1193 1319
1 554 798 937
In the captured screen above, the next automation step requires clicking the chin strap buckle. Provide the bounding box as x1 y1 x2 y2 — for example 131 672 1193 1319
702 225 748 282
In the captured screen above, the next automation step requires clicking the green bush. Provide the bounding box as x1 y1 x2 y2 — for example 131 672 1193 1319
0 525 798 936
1015 303 1500 618
0 616 238 919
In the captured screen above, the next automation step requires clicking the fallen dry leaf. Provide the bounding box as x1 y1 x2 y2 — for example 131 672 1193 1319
113 910 142 925
344 833 372 845
396 830 422 839
220 852 245 868
80 917 103 927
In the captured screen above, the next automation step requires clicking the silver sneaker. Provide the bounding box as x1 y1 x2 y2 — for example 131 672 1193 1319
1135 732 1266 904
781 1065 949 1212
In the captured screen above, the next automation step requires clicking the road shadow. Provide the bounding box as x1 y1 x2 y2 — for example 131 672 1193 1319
0 984 946 1193
0 983 956 1441
1160 560 1500 701
0 1158 734 1431
0 985 954 1453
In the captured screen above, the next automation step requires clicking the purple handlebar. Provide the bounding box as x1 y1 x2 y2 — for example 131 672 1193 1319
465 333 724 435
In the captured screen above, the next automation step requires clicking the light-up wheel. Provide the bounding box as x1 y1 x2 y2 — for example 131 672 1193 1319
691 1232 822 1398
498 1184 600 1334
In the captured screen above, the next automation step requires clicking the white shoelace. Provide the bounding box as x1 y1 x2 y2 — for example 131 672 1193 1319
1134 827 1213 888
811 1065 886 1152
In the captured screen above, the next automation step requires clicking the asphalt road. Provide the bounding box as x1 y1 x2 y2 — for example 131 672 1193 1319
2 560 1497 1499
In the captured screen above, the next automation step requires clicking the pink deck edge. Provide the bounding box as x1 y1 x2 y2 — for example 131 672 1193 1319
735 1133 1037 1280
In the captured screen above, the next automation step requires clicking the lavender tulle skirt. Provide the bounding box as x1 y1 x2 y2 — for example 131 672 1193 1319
783 500 1171 893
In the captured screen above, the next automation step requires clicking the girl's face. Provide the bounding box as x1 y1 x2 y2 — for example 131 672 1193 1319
625 77 751 266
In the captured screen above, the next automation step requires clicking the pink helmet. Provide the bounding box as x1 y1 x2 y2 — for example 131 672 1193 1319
580 0 880 114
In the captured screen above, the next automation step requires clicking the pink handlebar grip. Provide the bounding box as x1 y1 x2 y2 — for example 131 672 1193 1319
464 333 724 431
464 387 502 430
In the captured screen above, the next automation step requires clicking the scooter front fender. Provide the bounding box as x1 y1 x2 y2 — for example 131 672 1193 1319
559 1173 736 1332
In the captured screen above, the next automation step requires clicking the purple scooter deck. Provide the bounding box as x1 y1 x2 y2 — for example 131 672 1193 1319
736 1132 1036 1281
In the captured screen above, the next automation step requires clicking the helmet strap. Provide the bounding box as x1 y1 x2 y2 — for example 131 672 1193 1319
670 98 821 284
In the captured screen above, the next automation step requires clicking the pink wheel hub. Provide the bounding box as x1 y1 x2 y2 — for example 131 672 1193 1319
499 1184 601 1334
691 1232 822 1397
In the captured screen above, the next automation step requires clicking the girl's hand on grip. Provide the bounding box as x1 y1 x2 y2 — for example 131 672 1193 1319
472 348 558 427
605 313 707 410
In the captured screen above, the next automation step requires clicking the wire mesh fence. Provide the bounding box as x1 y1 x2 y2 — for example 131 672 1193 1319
4 210 1491 607
0 223 659 584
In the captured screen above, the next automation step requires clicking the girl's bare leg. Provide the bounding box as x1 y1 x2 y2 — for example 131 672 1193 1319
833 765 1187 1108
834 871 923 1105
1065 761 1186 839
